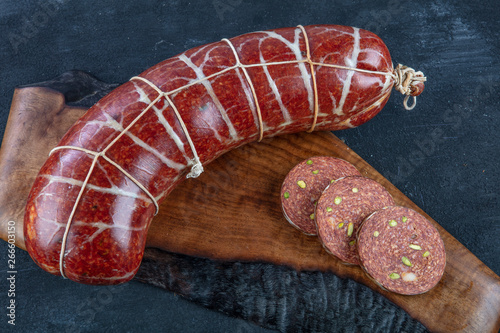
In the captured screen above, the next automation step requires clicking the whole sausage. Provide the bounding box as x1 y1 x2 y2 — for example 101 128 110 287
24 24 426 285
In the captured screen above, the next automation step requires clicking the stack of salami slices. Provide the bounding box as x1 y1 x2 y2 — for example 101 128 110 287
280 156 446 295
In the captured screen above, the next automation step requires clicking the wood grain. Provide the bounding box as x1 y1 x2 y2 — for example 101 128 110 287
1 86 499 333
0 87 86 250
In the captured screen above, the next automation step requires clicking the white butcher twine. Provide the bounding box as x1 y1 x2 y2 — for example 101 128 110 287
51 24 425 279
128 76 204 179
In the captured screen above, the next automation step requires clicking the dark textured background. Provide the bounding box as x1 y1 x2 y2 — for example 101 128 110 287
0 0 499 332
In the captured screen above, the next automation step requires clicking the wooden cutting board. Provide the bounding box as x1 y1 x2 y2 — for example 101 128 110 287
1 79 499 333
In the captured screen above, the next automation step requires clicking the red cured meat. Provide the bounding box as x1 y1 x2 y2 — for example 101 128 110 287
315 176 394 265
24 25 422 284
280 157 360 235
357 206 446 295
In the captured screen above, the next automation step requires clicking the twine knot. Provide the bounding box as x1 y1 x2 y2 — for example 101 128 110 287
186 158 204 178
393 64 427 110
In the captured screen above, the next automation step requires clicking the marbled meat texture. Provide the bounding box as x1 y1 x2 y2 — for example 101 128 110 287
25 25 395 284
357 206 446 295
280 156 361 235
315 176 394 265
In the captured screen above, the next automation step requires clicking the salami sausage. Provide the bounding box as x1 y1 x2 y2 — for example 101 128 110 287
280 156 360 235
357 206 446 295
315 176 394 265
24 25 425 284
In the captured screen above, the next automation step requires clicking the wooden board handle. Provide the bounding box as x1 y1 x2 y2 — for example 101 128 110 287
0 87 86 250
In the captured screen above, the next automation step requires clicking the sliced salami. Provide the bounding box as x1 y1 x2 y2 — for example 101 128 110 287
280 157 360 235
315 176 394 264
357 206 446 295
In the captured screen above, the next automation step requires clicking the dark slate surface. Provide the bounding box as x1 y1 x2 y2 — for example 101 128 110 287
0 0 499 332
136 249 429 333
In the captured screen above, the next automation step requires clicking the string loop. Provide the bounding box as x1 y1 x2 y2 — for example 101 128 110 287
393 64 426 110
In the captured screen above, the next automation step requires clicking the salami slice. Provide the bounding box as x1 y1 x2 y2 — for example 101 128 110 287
357 206 446 295
280 157 360 235
315 176 394 264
